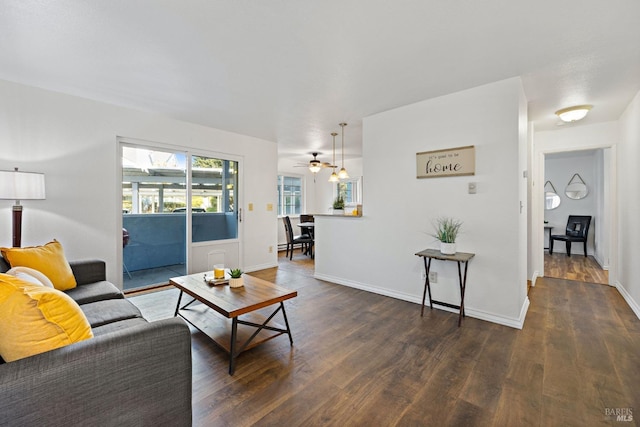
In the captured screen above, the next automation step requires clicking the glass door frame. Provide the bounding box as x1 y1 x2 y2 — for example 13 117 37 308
117 137 243 290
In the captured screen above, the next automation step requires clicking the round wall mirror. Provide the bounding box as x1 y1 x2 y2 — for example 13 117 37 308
544 180 561 210
545 191 561 210
565 173 588 200
565 182 588 199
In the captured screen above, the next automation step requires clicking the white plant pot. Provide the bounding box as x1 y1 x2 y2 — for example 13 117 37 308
440 242 457 255
229 277 244 288
332 209 344 215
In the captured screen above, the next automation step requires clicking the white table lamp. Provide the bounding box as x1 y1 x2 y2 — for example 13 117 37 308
0 167 46 247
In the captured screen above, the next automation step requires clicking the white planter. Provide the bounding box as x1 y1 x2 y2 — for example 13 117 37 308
332 209 344 215
229 277 244 288
440 242 457 255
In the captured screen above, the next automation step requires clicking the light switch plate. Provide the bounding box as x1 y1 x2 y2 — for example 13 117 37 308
468 182 477 194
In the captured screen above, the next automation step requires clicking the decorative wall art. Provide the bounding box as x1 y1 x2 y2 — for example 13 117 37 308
416 145 475 179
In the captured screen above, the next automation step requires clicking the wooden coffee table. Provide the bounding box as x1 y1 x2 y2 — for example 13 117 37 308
170 272 297 375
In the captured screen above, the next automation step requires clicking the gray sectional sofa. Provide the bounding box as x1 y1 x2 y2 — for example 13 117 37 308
0 257 192 426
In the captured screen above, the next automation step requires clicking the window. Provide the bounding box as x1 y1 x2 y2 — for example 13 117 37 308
335 177 361 206
277 175 303 216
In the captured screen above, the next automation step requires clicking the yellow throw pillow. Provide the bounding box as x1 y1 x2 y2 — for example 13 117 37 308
1 240 77 291
0 274 93 362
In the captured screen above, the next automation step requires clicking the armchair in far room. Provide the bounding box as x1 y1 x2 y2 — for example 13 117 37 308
549 215 592 257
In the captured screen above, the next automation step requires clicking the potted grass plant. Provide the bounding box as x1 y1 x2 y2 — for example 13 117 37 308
431 217 463 255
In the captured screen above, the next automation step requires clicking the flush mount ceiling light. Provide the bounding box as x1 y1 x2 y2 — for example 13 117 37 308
555 105 593 123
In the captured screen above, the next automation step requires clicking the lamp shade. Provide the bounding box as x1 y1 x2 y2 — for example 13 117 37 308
0 169 46 200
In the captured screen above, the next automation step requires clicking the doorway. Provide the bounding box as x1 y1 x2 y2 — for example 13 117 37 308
120 141 242 291
544 148 611 284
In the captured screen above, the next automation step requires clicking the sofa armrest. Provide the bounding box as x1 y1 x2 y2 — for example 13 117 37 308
69 259 106 285
0 318 192 427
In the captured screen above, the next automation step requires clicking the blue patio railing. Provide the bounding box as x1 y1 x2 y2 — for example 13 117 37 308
123 212 237 271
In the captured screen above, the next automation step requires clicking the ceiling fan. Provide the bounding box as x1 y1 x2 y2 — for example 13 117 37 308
295 152 336 173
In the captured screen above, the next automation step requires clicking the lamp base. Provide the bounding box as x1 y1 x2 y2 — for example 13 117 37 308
12 204 23 248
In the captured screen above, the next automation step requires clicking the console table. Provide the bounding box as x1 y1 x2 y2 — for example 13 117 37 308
415 249 475 327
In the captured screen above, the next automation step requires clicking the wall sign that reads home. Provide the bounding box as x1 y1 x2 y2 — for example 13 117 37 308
416 145 475 179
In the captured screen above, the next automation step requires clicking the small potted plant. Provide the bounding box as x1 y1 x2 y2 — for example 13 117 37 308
332 195 345 215
229 268 244 288
431 217 463 255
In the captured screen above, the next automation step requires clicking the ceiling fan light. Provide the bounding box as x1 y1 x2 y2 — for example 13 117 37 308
555 105 592 122
309 164 321 173
338 167 349 179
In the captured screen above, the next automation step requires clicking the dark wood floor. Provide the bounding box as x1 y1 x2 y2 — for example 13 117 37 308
544 253 609 285
128 252 640 426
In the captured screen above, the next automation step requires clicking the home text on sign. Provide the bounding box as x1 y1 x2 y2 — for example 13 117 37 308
416 145 475 179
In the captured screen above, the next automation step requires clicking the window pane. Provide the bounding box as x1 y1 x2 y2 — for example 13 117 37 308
191 155 238 242
278 175 302 215
122 146 186 213
336 181 356 205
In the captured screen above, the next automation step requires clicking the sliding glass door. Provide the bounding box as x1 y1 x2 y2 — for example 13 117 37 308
121 143 241 291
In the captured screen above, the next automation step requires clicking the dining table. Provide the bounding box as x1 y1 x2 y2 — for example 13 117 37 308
297 222 315 257
297 222 315 237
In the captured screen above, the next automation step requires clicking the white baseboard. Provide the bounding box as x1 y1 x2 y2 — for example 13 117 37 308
615 280 640 320
314 273 529 329
593 253 609 270
531 270 540 287
244 262 278 273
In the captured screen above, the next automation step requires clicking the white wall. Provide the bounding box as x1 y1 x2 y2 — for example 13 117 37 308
0 79 278 287
617 89 640 317
544 151 600 258
315 77 529 328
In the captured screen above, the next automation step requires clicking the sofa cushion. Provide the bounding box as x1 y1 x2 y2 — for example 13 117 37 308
0 274 93 362
81 299 143 328
0 240 77 291
91 317 149 337
66 281 124 305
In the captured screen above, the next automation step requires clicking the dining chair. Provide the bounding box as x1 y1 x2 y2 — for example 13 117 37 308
549 215 592 257
283 216 314 260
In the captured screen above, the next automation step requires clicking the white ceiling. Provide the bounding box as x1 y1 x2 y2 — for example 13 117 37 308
1 1 639 163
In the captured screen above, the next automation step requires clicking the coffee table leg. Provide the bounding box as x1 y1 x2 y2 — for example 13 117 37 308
229 317 238 375
279 302 294 345
174 290 183 317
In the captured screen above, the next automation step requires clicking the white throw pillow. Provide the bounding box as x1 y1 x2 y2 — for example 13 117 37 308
6 266 55 288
